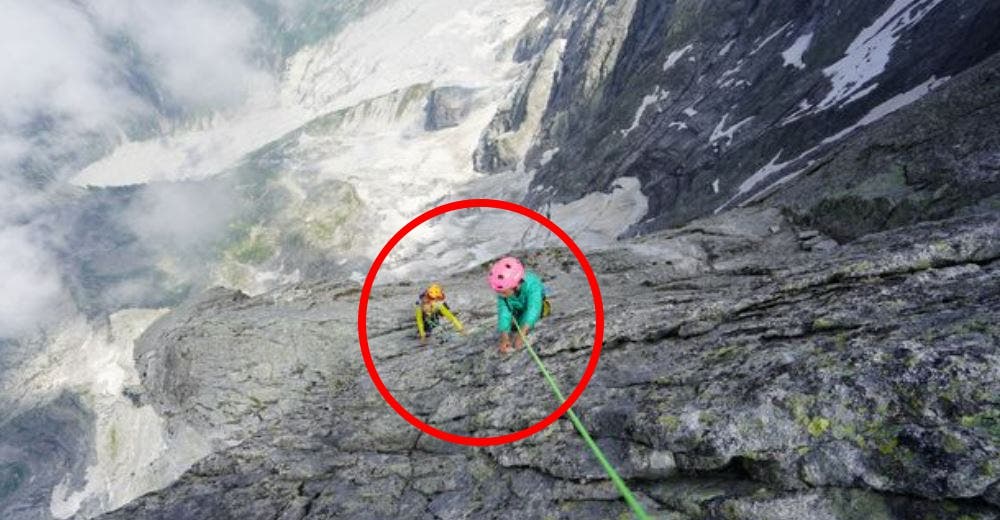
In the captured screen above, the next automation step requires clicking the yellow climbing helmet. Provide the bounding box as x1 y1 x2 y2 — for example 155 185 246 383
425 283 445 300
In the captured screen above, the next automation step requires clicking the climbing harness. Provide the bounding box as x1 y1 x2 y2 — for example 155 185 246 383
507 312 650 519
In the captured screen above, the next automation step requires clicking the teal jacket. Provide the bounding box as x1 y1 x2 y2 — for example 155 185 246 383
496 271 545 333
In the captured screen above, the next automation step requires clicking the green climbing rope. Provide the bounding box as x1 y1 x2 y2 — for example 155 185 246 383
510 320 651 520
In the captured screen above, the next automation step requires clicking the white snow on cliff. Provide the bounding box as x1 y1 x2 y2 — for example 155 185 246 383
782 33 813 69
622 86 669 137
663 44 694 71
822 75 949 143
815 0 946 112
73 0 544 187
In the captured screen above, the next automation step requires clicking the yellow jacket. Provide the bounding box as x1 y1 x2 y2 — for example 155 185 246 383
415 301 464 339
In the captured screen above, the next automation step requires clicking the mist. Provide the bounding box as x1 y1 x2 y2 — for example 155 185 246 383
0 0 303 337
0 226 66 337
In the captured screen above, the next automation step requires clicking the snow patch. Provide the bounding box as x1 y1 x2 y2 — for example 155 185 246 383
741 164 812 207
718 40 734 57
781 98 816 126
822 76 949 144
381 175 647 281
73 106 310 186
621 86 669 137
712 178 720 194
710 114 754 146
715 151 790 213
663 44 694 71
536 177 649 248
816 0 946 111
750 22 792 55
715 145 820 213
717 60 745 87
782 33 813 69
540 147 560 166
719 78 752 89
720 61 743 79
842 83 880 107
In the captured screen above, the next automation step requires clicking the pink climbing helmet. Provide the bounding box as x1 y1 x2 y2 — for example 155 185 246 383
488 256 524 292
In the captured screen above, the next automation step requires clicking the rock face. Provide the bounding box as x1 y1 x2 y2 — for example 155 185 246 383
132 283 362 448
425 87 478 130
765 52 1000 243
483 0 1000 237
97 208 999 519
43 3 999 519
0 393 94 520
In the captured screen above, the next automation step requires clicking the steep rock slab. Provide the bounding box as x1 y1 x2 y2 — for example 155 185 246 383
100 210 999 519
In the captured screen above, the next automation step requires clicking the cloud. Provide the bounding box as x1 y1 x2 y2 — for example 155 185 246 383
0 2 134 131
0 226 66 338
0 0 286 337
126 179 241 258
0 0 281 176
0 1 142 184
87 0 276 111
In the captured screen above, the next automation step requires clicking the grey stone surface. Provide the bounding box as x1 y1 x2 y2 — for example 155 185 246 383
0 393 94 520
425 87 477 131
97 209 999 519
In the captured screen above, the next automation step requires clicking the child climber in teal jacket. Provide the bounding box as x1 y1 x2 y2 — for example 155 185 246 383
487 256 551 354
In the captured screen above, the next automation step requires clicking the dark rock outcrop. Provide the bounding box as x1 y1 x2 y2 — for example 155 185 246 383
765 51 1000 243
133 283 361 448
98 208 999 519
0 393 94 520
485 0 1000 238
425 87 478 131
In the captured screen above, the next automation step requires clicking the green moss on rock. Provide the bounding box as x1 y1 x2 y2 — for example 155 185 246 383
877 437 899 455
659 415 681 432
230 226 277 265
807 417 831 438
960 409 1000 442
942 433 966 454
812 317 836 330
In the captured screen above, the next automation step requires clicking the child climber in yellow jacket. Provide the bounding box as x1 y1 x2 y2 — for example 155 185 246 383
415 283 465 345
